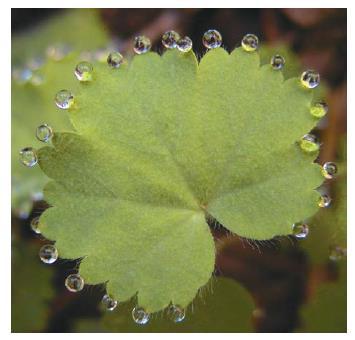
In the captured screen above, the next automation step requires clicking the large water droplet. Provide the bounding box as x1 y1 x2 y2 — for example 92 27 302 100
318 194 332 208
19 147 38 167
322 162 338 179
55 90 74 110
107 52 124 68
133 36 151 54
167 304 185 323
177 36 193 53
30 216 41 234
36 124 53 143
65 274 84 292
299 134 319 153
292 222 309 239
202 29 222 49
75 61 93 82
102 294 118 311
310 101 328 118
39 244 58 264
162 30 180 49
271 54 285 70
241 34 259 52
301 70 320 89
46 43 72 61
132 306 150 325
329 245 346 261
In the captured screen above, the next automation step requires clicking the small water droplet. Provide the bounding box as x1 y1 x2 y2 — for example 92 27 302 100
162 30 180 49
107 52 124 68
299 134 319 153
322 162 338 179
202 29 222 49
270 54 285 70
167 304 185 323
46 43 72 61
133 36 151 54
318 194 332 208
55 90 74 110
241 34 259 52
19 147 38 167
177 36 193 53
65 274 84 292
102 294 118 311
39 244 58 264
301 70 320 89
310 101 328 118
30 216 41 234
132 306 150 325
329 245 346 261
292 222 309 239
75 61 94 82
36 124 53 142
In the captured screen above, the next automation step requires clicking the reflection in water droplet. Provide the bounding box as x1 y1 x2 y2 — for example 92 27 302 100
39 244 58 264
301 70 320 89
36 124 53 142
168 304 185 323
299 134 319 153
65 274 84 292
202 29 222 49
107 52 124 68
318 194 332 208
30 216 41 234
310 101 328 118
270 55 285 70
162 30 180 49
133 36 151 54
55 90 74 109
46 43 72 61
329 245 347 261
177 36 193 53
322 162 338 179
75 61 94 82
19 147 38 167
102 294 118 311
292 222 309 239
241 34 259 52
132 306 150 325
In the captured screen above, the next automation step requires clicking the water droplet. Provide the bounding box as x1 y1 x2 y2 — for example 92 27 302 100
299 134 319 153
322 162 338 179
133 36 151 54
19 147 38 167
177 36 193 53
329 245 346 261
39 244 58 264
30 73 45 86
46 43 72 61
318 194 332 208
292 222 309 239
167 304 185 323
30 216 41 234
301 70 320 89
75 61 93 82
65 274 84 292
102 294 118 311
107 52 124 68
162 30 180 49
310 101 328 118
202 29 222 49
270 54 285 70
55 90 74 110
241 34 259 52
36 124 53 143
132 306 150 325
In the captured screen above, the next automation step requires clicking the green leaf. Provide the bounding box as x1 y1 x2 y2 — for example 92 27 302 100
37 47 324 312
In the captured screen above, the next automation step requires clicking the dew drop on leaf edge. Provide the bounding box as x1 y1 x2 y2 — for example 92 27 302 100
65 274 85 292
301 70 320 89
299 134 319 153
107 52 124 68
177 36 193 53
74 61 94 82
162 30 181 49
133 35 151 54
202 29 222 49
30 216 41 234
310 101 328 118
292 222 309 239
132 306 150 325
102 294 118 311
318 194 332 208
322 162 338 179
39 244 58 264
19 147 38 167
270 54 285 70
55 89 74 110
241 33 259 52
36 124 53 143
168 304 185 323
